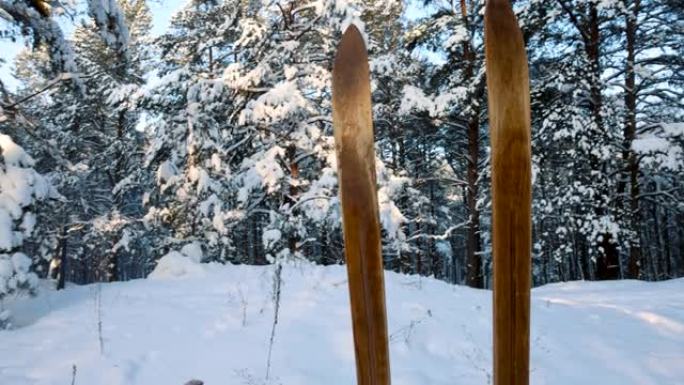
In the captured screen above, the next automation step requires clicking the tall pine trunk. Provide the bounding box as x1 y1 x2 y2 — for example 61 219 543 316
462 0 483 288
585 2 620 280
624 0 642 279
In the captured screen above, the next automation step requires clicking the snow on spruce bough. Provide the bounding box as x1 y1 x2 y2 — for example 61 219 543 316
332 1 533 384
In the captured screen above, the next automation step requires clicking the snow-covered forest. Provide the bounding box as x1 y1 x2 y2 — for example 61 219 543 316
0 0 682 302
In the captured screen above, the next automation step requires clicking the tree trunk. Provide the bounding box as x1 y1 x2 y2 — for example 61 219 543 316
58 226 67 290
624 0 642 279
108 251 118 282
649 182 663 281
462 0 483 288
586 2 620 280
287 144 300 257
662 211 672 279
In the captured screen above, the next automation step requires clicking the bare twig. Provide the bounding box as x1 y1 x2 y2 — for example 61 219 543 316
265 263 283 380
96 283 104 355
1 73 72 110
238 285 248 327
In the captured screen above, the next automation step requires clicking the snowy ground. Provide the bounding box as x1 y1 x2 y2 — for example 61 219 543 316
1 261 683 385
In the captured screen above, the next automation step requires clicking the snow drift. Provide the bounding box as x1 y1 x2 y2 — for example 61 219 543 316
1 260 682 385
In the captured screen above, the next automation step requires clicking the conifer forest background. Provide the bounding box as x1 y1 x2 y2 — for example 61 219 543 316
0 0 682 297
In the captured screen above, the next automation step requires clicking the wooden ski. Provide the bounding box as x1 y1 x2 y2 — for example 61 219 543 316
484 1 532 385
332 25 391 385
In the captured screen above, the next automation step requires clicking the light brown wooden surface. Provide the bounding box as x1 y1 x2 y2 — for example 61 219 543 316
332 25 391 385
29 0 51 17
484 1 532 385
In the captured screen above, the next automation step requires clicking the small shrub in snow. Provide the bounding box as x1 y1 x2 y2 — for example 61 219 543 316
148 250 208 279
0 308 10 329
180 242 204 263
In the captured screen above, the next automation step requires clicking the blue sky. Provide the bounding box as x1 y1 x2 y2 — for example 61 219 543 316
0 0 185 90
1 1 430 90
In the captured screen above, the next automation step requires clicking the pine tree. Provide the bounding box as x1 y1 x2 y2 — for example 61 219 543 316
141 0 248 263
143 0 411 267
8 0 152 284
0 134 52 327
401 0 491 286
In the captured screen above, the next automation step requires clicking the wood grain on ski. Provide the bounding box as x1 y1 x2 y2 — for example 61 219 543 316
484 1 532 385
332 25 391 385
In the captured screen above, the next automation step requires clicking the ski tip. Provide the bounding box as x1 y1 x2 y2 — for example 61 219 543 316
485 0 513 9
484 0 526 63
334 24 368 74
485 0 516 23
338 24 367 56
341 24 363 41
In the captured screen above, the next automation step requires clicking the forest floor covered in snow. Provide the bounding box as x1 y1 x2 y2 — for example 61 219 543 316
1 260 683 385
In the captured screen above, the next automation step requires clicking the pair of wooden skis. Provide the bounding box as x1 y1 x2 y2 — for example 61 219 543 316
332 1 531 384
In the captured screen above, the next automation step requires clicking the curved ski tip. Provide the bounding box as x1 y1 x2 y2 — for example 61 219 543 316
485 0 514 13
485 0 511 6
484 0 522 44
339 24 366 51
342 24 362 39
333 23 370 99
